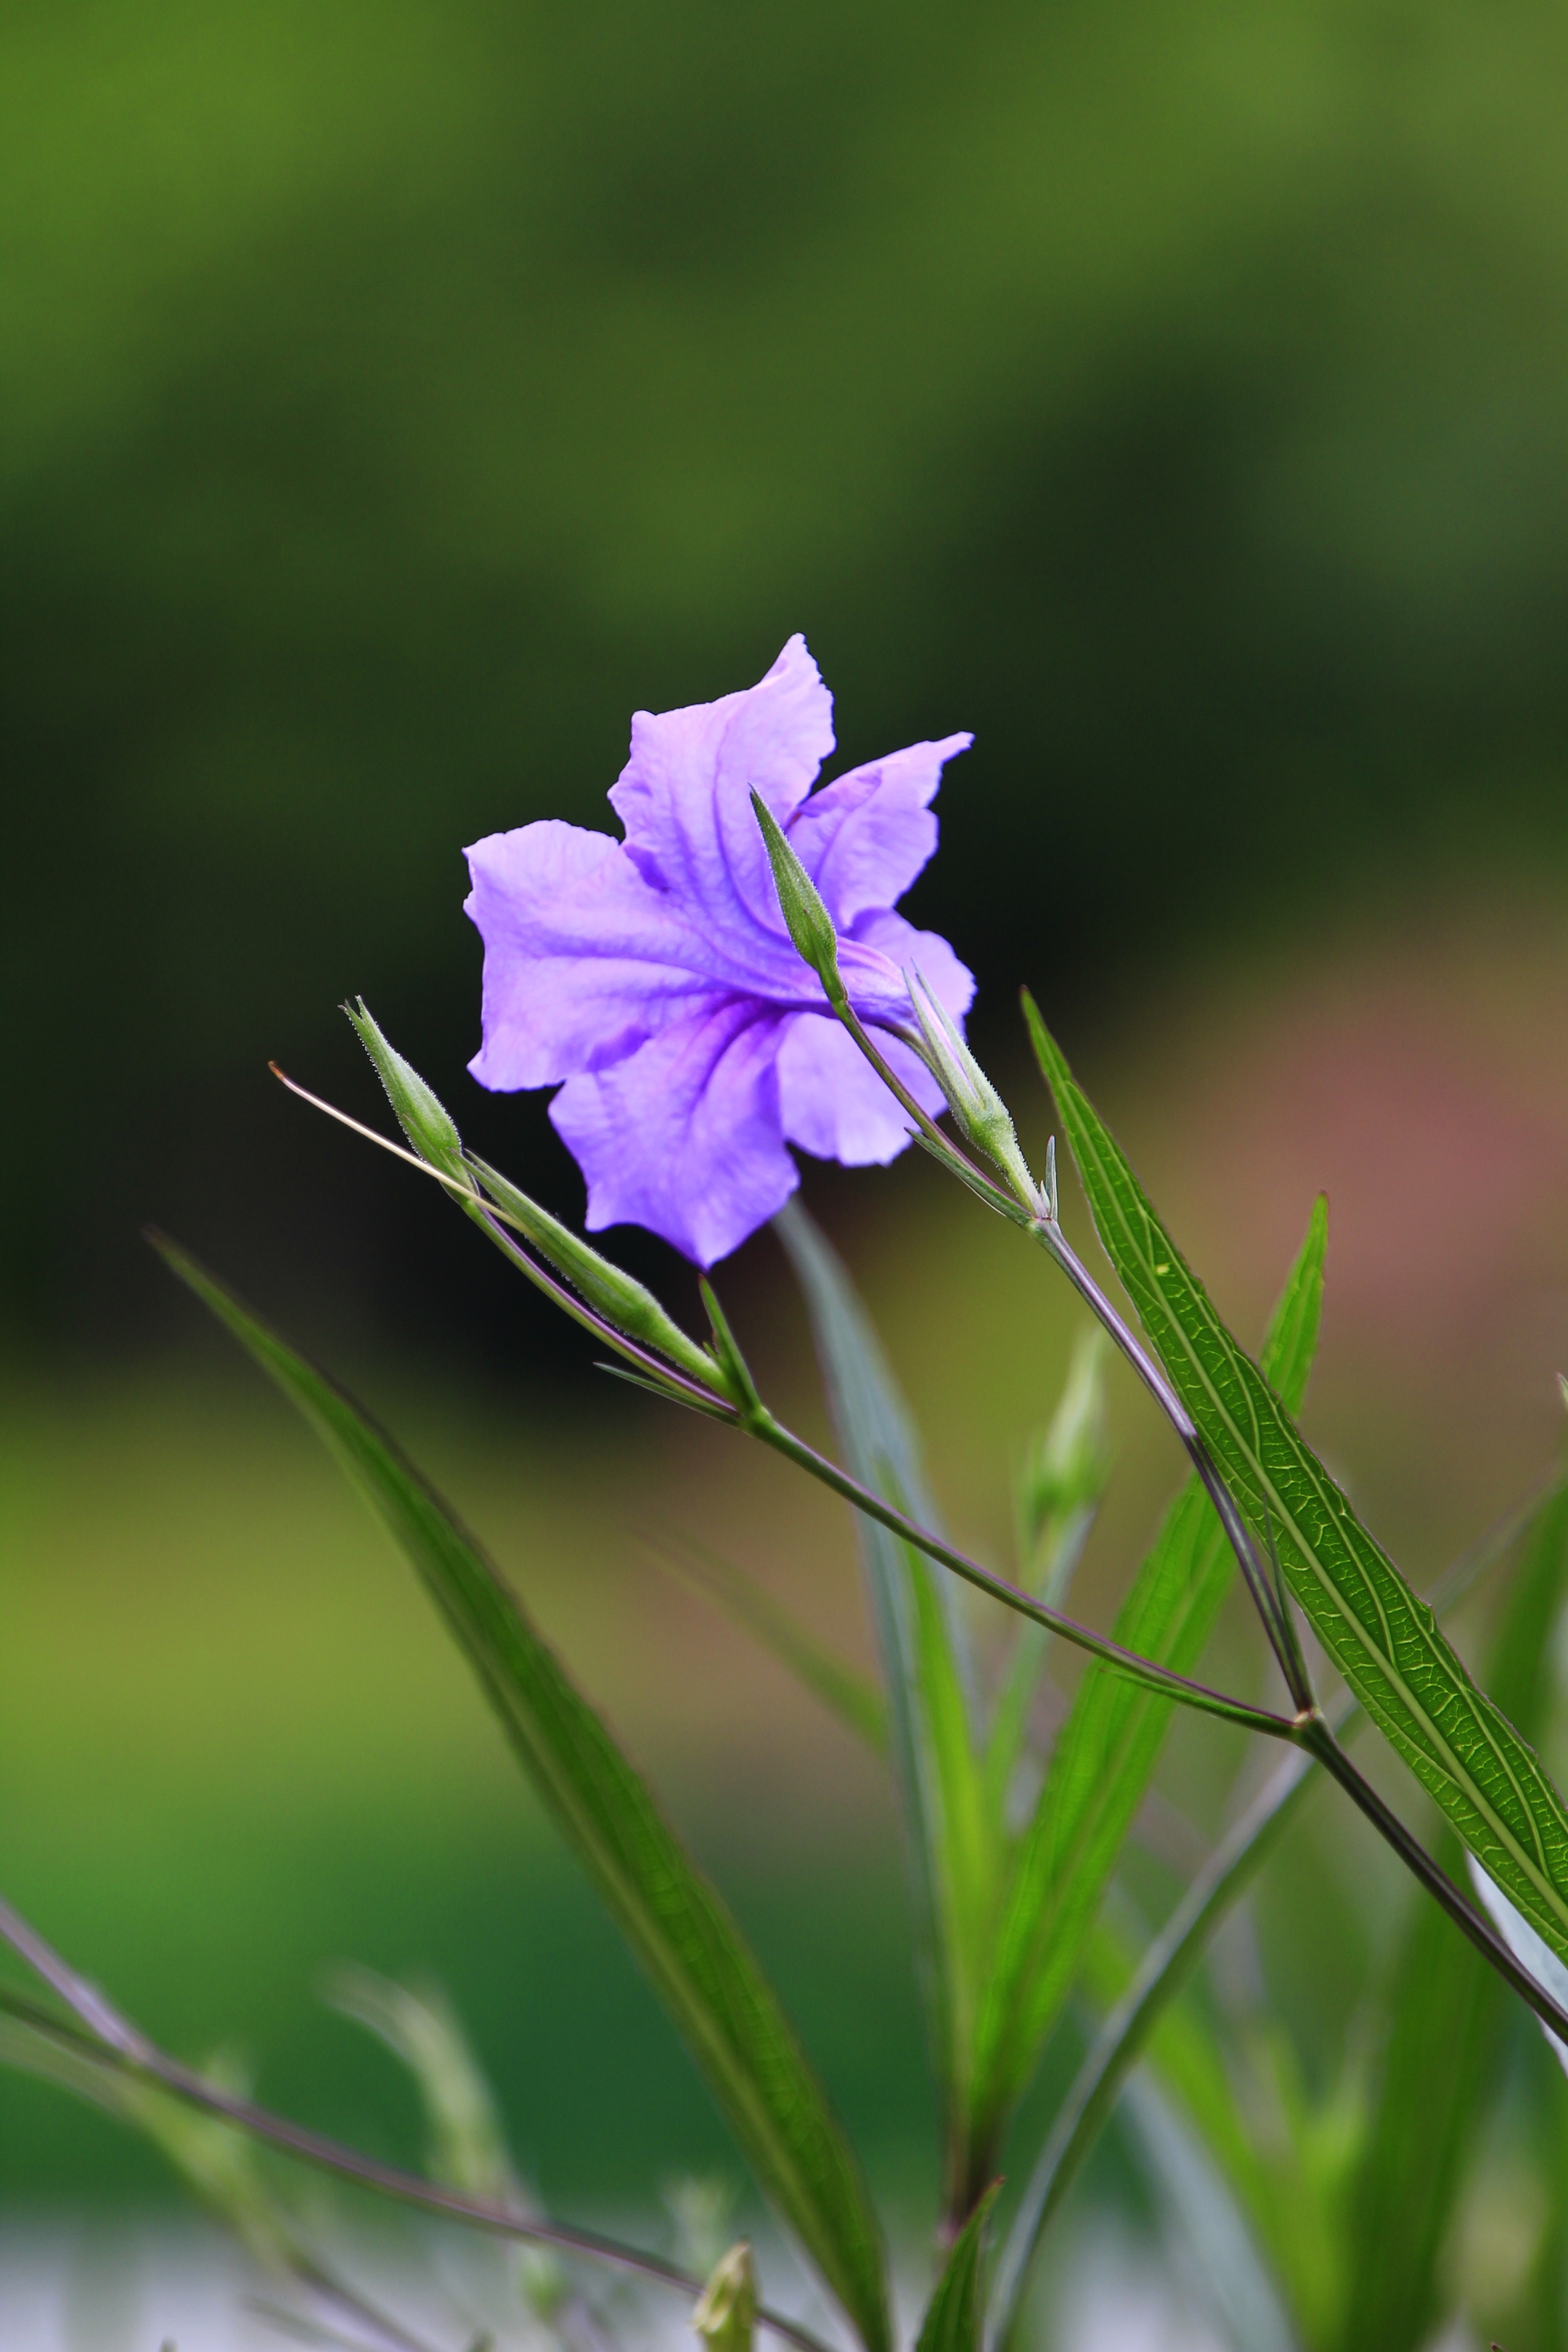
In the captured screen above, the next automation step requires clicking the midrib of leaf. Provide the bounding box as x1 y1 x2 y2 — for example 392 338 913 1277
1028 1004 1568 1967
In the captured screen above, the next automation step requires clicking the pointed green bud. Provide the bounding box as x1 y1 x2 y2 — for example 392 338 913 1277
1018 1326 1111 1552
692 2241 756 2352
906 969 1038 1208
344 1000 476 1196
750 789 843 1000
466 1153 735 1400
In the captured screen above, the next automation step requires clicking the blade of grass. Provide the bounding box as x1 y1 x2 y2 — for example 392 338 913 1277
1026 999 1568 1969
966 1201 1326 2182
914 2183 1003 2352
153 1236 891 2352
774 1201 993 2216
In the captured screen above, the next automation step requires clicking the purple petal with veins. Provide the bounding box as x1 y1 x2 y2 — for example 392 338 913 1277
465 634 974 1264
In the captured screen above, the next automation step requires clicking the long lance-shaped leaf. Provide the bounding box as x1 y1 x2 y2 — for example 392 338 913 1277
988 1474 1563 2352
966 1199 1327 2176
155 1238 891 2352
1025 997 1568 1967
774 1201 992 2210
1342 1484 1568 2352
915 2183 1003 2352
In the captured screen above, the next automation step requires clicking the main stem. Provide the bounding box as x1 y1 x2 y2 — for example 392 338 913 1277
748 1409 1298 1738
822 996 1568 2058
1297 1717 1568 2046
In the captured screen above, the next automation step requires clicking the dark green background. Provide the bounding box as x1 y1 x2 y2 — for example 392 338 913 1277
9 0 1568 1352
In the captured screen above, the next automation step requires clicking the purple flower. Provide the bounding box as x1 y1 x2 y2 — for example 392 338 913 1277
464 636 974 1265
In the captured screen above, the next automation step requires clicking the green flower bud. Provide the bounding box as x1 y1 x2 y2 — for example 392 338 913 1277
692 2241 756 2352
750 789 843 1000
346 1000 475 1194
345 1002 732 1400
1018 1326 1111 1554
905 969 1037 1208
466 1152 735 1400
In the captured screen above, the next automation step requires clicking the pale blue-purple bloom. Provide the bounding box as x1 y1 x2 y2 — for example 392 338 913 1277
464 636 974 1265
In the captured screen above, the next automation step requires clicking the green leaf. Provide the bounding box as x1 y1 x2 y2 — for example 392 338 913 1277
773 1201 992 2199
915 2181 1001 2352
155 1237 891 2352
648 1536 887 1755
1026 996 1568 1969
1342 1485 1568 2352
968 1198 1327 2160
990 1477 1564 2351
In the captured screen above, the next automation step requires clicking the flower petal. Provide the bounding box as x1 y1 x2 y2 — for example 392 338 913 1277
850 910 976 1024
776 1012 947 1167
465 820 730 1089
607 634 836 947
549 996 798 1265
787 733 972 926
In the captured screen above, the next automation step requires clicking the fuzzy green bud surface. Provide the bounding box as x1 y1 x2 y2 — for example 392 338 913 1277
346 1000 475 1194
906 968 1037 1206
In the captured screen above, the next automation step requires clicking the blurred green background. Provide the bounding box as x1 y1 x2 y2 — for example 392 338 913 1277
7 0 1568 2311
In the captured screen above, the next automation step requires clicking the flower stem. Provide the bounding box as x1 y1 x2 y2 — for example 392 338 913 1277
0 1912 832 2352
749 1410 1301 1738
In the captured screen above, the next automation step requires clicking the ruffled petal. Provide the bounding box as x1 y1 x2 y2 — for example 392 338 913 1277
549 996 797 1265
787 733 972 926
466 820 732 1089
775 1012 946 1167
607 634 836 951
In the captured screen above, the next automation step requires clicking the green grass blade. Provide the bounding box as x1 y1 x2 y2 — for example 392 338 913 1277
968 1199 1326 2163
155 1237 891 2352
1026 999 1568 1967
648 1536 887 1755
1342 1485 1568 2352
773 1201 993 2204
915 2181 1002 2352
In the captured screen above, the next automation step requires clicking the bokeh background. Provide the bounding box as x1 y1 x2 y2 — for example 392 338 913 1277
7 0 1568 2335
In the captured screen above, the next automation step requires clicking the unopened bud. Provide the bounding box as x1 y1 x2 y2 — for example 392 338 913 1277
344 1004 732 1401
692 2241 756 2352
466 1153 734 1400
1018 1327 1111 1552
906 970 1037 1208
750 790 843 1000
346 1000 475 1195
